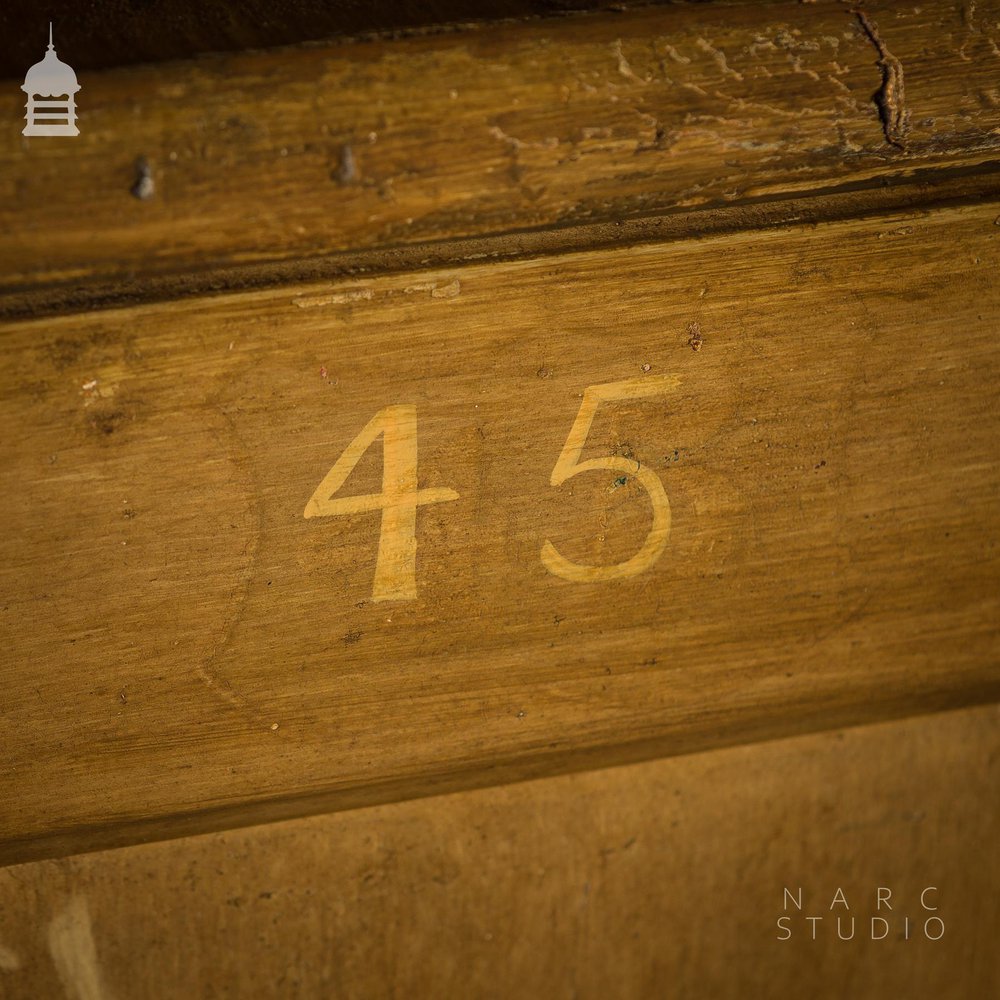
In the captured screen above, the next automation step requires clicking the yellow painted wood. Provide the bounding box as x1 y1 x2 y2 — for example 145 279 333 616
2 200 998 864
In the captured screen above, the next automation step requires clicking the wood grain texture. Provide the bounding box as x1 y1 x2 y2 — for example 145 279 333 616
2 199 998 864
0 703 997 999
3 1 1000 313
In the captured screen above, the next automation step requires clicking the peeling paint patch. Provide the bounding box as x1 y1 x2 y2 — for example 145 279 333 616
696 37 744 81
293 288 373 308
403 279 461 298
613 38 647 83
48 896 114 1000
431 279 461 299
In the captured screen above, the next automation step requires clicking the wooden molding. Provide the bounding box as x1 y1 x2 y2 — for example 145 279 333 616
2 200 998 864
1 703 997 998
2 1 1000 315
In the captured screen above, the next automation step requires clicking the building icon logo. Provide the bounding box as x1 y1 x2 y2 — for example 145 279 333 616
22 23 80 136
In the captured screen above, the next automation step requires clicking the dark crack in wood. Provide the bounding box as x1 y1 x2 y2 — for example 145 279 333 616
854 8 909 149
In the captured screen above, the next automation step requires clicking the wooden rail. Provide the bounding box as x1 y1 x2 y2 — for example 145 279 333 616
1 0 998 865
2 1 1000 317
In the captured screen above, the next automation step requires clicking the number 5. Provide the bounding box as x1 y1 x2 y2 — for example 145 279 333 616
542 374 680 583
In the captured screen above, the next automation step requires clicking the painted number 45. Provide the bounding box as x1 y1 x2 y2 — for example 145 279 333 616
304 374 679 601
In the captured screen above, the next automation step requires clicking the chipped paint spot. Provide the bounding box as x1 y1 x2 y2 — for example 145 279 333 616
613 38 647 83
402 279 461 298
431 279 461 299
293 288 373 308
696 37 744 81
48 896 113 1000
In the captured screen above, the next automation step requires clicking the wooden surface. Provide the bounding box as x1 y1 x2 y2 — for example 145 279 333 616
0 703 997 999
3 1 998 990
2 198 998 865
3 1 1000 315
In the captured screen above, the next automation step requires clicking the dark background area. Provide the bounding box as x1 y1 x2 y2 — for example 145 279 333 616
0 0 699 79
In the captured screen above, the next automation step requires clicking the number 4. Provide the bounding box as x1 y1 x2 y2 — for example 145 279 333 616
304 405 459 602
542 374 680 583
